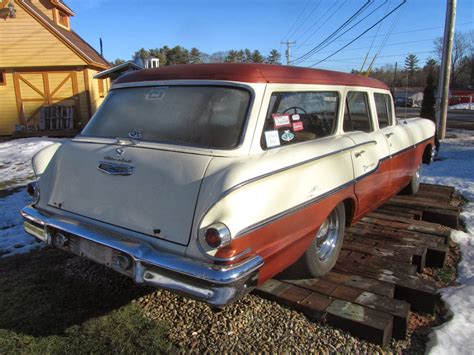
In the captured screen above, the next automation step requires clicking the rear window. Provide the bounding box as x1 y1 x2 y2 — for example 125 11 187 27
81 86 251 149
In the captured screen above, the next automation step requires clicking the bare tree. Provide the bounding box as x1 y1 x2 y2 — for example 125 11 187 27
434 31 471 86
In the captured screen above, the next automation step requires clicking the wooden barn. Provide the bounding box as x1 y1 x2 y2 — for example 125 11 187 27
0 0 110 136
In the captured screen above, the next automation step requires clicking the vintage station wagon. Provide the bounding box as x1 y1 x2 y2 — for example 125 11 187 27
22 64 436 307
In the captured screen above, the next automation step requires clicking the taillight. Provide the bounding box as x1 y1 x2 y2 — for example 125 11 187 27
27 181 40 205
204 223 231 249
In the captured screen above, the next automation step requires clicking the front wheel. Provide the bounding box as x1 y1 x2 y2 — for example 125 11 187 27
405 164 421 195
302 204 345 277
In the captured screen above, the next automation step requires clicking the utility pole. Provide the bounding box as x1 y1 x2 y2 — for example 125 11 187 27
281 41 296 65
393 61 398 89
436 0 457 139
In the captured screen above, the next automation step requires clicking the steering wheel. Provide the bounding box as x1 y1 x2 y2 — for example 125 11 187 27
282 106 307 115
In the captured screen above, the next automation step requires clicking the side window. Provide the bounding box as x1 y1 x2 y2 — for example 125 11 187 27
260 91 339 149
343 91 372 133
374 93 393 128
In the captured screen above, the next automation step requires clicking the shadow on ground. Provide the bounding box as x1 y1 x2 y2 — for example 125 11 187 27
0 248 151 337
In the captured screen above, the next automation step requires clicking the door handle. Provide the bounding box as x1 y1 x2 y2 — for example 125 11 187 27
385 132 394 138
354 150 365 158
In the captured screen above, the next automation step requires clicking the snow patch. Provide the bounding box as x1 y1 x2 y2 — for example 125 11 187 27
449 103 474 110
424 129 474 354
0 138 58 257
0 189 43 257
0 138 57 189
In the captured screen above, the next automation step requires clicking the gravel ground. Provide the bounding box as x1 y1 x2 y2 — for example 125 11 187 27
64 256 426 353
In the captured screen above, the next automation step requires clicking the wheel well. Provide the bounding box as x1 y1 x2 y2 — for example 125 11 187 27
422 143 432 164
342 198 356 227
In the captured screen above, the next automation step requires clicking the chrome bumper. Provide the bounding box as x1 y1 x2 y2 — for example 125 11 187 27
21 206 263 307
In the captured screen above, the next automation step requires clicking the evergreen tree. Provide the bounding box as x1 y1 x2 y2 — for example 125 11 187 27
404 53 419 86
225 50 241 62
112 58 126 66
251 50 264 63
266 49 282 64
420 70 436 122
189 48 202 64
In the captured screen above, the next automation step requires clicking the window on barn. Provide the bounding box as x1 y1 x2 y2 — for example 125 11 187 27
54 9 70 30
0 71 5 85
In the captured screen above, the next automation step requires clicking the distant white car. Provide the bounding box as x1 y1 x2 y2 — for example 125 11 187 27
22 64 436 307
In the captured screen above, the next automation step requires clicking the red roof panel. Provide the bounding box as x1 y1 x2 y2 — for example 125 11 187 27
114 63 389 90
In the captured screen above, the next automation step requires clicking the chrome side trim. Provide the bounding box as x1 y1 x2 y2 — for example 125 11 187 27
235 180 355 238
198 140 377 236
219 140 377 202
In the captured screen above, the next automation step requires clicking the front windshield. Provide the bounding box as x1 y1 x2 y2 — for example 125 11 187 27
81 86 251 149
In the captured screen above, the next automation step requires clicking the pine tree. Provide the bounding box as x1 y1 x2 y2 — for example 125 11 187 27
251 50 264 63
266 49 282 64
420 70 436 122
404 53 420 86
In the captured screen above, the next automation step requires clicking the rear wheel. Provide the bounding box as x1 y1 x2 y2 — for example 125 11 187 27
302 204 345 277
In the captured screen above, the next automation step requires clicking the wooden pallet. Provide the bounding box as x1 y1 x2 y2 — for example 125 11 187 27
255 183 459 347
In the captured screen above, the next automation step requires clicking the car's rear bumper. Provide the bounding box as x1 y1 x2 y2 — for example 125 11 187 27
21 205 263 308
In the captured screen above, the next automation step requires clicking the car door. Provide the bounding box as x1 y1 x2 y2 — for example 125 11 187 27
344 91 391 217
374 92 415 195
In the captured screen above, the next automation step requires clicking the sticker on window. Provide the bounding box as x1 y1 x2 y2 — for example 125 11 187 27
272 114 291 128
281 130 295 142
292 121 304 132
324 96 337 102
147 87 167 99
291 114 300 121
128 128 143 139
264 130 280 148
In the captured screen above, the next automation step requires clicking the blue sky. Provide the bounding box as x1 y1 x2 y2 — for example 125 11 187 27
68 0 473 72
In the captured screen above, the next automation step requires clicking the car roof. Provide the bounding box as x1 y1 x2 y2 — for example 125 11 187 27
113 63 389 90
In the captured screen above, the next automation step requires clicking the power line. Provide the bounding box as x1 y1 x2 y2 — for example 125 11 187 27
281 0 312 41
293 0 347 50
365 1 404 73
286 0 323 41
361 0 392 72
310 0 407 67
295 21 474 48
294 0 390 65
292 0 375 64
302 50 433 64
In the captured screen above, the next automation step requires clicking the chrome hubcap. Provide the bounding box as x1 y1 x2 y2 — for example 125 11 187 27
315 211 340 261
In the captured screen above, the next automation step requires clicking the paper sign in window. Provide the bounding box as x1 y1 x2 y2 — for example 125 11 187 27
293 121 304 131
264 130 280 148
272 114 291 128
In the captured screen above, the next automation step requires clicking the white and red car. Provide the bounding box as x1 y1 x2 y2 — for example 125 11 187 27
22 64 436 307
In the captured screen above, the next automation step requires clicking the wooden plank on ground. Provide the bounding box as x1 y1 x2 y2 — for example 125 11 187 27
322 271 395 298
377 205 423 220
334 261 437 314
352 222 450 245
255 279 394 347
342 240 426 272
347 227 448 268
342 250 418 275
361 215 451 239
283 279 410 340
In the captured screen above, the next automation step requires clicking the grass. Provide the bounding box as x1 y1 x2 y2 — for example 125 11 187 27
0 249 176 353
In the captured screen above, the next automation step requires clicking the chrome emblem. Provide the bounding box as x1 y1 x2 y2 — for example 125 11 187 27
116 148 124 156
98 162 134 176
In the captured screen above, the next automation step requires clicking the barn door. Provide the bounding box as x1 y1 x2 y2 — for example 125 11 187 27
13 71 80 129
